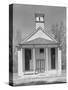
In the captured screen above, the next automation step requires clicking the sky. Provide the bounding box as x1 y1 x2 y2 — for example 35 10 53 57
13 4 66 46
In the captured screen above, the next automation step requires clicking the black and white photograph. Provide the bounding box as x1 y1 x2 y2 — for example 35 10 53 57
9 4 66 86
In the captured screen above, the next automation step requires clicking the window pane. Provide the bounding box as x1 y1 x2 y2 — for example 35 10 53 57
40 17 43 21
40 48 44 53
36 17 39 21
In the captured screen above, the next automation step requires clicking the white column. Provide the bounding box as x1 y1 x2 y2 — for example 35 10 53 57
48 48 51 70
45 48 49 72
58 48 62 75
18 48 23 76
22 49 24 73
33 48 36 73
55 48 58 70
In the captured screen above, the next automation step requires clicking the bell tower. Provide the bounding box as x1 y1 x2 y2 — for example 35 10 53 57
35 13 45 30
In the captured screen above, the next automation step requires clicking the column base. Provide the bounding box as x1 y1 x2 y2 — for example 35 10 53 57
18 72 24 77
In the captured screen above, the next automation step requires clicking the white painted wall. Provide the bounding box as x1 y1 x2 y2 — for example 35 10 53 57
35 48 45 60
36 23 44 30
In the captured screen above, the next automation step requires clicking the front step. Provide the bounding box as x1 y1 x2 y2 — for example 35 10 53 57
13 74 66 86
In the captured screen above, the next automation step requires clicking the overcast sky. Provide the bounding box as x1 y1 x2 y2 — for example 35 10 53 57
13 4 66 45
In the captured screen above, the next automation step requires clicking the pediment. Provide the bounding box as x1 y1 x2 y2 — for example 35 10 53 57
21 29 57 44
27 29 53 42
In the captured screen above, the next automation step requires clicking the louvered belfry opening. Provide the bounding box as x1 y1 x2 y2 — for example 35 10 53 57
35 13 45 30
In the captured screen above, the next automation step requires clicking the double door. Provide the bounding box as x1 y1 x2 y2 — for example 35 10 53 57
36 59 45 73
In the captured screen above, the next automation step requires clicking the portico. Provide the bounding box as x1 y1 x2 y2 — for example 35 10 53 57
17 44 61 77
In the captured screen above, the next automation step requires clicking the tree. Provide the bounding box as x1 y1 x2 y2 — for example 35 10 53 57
51 23 60 42
51 21 66 70
51 21 66 44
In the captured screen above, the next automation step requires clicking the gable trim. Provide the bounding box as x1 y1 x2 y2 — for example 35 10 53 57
42 30 57 42
21 29 39 43
21 29 58 44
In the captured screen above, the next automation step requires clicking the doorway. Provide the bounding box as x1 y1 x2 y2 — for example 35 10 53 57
36 48 45 73
36 59 45 73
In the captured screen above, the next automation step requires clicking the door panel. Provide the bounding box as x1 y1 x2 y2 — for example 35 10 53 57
41 60 45 70
36 60 40 72
36 59 45 73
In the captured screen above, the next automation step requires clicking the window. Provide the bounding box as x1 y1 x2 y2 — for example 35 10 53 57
40 48 44 53
51 48 56 69
25 48 33 71
36 16 44 22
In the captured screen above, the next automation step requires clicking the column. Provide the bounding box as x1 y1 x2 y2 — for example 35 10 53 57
55 48 58 70
58 48 62 75
33 48 36 73
45 48 49 72
48 48 51 70
18 48 23 76
22 48 24 73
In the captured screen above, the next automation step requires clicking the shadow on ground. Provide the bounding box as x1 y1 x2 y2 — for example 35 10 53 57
13 81 66 87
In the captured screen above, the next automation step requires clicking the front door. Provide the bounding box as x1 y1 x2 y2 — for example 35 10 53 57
36 59 45 73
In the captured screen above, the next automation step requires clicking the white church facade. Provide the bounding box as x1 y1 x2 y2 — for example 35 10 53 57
16 14 62 83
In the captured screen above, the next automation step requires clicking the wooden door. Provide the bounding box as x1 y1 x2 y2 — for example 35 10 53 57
36 59 45 73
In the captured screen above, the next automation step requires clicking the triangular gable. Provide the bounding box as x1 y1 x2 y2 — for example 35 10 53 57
21 29 57 44
23 38 58 45
27 29 53 41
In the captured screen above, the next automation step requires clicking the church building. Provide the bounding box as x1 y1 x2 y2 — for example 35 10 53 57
16 13 62 84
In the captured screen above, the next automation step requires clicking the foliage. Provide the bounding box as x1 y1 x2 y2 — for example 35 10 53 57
51 21 66 70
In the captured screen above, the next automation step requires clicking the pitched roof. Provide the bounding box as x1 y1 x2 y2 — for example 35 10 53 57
20 28 58 45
